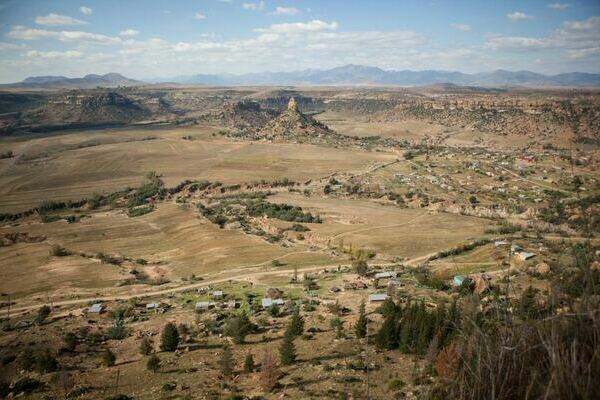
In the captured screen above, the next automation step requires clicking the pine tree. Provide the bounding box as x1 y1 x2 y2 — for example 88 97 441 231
139 338 153 355
243 352 255 373
279 330 297 365
287 307 304 337
375 312 398 350
102 349 116 367
355 300 368 339
219 343 234 377
160 322 180 352
147 354 160 372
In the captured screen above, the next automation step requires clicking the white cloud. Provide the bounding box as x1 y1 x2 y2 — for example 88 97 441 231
272 7 300 16
0 42 25 51
547 3 571 9
485 36 550 50
254 20 338 34
507 12 533 21
35 13 87 26
451 23 471 32
9 26 122 45
485 16 600 61
79 6 93 15
194 12 207 20
120 29 140 36
242 1 265 11
26 50 84 59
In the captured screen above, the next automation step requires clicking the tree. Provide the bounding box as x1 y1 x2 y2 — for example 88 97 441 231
330 317 344 338
279 330 297 366
64 332 77 352
160 322 180 352
260 349 281 392
244 353 255 373
353 259 368 276
224 312 254 344
35 305 51 325
103 349 116 367
287 308 304 337
140 338 153 356
375 312 398 350
355 300 368 339
147 354 160 372
219 343 234 377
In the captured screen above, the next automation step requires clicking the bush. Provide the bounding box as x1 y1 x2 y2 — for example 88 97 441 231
107 322 128 340
64 332 77 352
103 349 116 367
147 354 160 372
35 305 51 324
50 244 70 257
35 349 58 373
140 338 153 355
11 377 43 394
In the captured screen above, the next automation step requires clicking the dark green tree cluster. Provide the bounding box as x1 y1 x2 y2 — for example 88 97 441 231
374 298 459 354
160 322 180 352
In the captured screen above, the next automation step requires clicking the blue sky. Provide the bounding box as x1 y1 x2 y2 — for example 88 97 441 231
0 0 598 82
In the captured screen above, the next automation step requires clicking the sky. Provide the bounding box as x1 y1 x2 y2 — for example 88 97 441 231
0 0 599 82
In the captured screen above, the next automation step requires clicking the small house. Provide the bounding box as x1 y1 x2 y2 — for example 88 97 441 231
368 294 389 302
212 290 224 299
261 298 285 308
146 303 159 310
494 240 507 247
88 303 104 313
374 271 397 280
195 301 211 312
227 300 239 309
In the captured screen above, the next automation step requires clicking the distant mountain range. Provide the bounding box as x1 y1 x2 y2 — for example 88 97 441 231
165 65 600 87
2 73 142 89
5 66 600 88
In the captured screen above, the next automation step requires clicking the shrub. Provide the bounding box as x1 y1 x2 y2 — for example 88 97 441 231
103 349 116 367
244 353 255 373
35 305 51 324
11 378 43 394
140 338 153 355
50 244 70 257
35 349 58 373
64 332 77 352
147 354 160 372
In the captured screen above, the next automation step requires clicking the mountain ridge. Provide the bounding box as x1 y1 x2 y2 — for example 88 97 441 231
6 66 600 88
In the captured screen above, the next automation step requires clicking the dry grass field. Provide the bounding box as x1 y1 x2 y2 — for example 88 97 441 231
0 125 396 212
268 192 490 259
